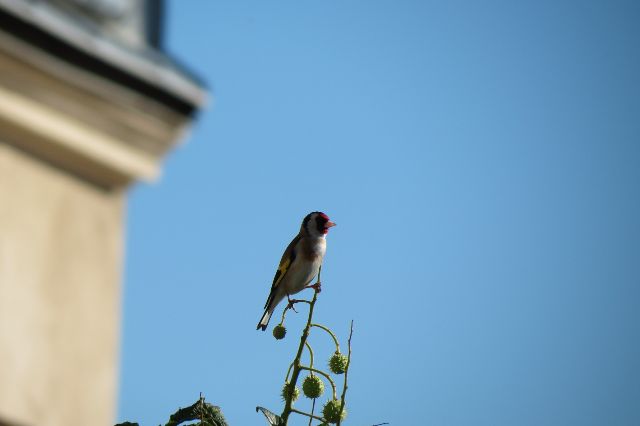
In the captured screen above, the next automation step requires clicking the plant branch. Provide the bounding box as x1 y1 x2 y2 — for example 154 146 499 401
310 323 341 352
278 305 288 326
279 267 322 424
308 399 316 426
304 341 314 370
284 362 294 383
336 320 353 426
290 408 326 422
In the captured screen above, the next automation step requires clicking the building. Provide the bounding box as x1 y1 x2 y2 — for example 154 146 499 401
0 1 206 425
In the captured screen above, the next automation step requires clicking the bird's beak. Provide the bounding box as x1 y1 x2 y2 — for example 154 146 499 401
327 221 337 228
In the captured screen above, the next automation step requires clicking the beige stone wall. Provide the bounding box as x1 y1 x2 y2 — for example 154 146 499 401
0 5 205 424
0 142 124 426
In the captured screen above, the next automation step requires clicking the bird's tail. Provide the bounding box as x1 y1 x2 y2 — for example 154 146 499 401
257 308 272 331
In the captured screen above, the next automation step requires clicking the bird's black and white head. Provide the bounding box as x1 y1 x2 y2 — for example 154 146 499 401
301 211 336 238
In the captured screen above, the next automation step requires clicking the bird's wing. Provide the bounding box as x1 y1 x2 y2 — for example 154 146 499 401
263 234 302 309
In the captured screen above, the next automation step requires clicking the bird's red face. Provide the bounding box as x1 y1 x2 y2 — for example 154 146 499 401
302 211 336 236
316 212 337 235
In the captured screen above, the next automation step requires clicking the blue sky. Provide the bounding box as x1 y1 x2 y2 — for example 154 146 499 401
118 1 640 425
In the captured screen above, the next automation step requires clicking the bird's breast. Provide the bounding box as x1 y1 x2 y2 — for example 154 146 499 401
301 237 327 261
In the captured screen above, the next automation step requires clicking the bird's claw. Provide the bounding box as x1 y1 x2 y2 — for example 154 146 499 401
286 296 299 312
306 282 322 293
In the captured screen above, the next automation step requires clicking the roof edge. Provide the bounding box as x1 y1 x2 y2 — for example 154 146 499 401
0 0 207 116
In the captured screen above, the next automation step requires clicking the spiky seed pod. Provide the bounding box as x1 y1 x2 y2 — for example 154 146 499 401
322 399 347 424
328 351 348 374
302 374 325 398
281 381 299 402
272 324 287 340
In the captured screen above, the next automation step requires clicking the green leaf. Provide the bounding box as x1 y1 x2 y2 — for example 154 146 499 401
256 406 283 426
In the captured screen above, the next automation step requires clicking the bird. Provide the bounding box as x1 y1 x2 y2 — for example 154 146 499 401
257 212 336 331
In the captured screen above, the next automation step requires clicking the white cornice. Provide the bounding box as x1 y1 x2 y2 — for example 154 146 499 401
0 84 159 182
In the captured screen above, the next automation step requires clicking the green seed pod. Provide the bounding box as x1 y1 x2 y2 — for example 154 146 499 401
322 399 347 424
302 374 325 398
281 381 299 402
328 351 348 374
272 324 287 340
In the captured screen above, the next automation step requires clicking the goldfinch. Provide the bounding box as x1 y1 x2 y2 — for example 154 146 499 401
257 212 336 331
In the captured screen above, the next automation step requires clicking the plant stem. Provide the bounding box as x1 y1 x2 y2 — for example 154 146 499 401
280 267 322 424
284 362 294 383
336 320 353 426
308 399 316 426
290 408 325 422
310 323 341 352
278 306 288 326
305 341 314 370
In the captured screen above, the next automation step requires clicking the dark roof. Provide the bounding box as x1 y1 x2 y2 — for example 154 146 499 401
0 0 207 116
